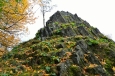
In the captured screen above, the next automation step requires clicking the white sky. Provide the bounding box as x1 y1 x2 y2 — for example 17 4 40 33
22 0 115 41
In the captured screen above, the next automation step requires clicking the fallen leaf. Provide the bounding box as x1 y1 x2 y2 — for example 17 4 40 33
0 68 2 72
89 64 98 68
43 74 50 76
112 66 115 72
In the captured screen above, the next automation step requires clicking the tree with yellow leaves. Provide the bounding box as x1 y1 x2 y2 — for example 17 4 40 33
0 0 35 50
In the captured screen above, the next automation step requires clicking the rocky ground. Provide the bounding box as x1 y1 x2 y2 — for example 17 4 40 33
0 11 115 76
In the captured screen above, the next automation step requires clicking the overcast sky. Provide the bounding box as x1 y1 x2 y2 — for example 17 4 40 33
22 0 115 41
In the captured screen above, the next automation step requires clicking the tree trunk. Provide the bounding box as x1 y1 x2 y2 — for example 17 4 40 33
43 6 45 28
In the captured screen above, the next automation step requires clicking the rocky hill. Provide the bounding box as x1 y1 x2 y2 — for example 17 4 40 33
0 11 115 76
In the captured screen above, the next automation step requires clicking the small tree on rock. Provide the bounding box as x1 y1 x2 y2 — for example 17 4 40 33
39 0 56 27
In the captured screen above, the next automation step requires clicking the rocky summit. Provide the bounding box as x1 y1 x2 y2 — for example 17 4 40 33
0 11 115 76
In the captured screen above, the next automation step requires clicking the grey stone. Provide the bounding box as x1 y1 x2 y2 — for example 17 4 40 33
76 40 88 49
74 14 81 22
91 28 101 37
56 50 66 57
82 21 90 28
109 50 115 58
55 43 65 49
63 27 76 36
77 26 89 36
76 40 89 53
94 65 108 76
86 53 101 65
57 60 72 76
71 45 85 67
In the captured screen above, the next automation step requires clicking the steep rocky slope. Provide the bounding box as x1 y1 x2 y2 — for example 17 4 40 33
0 11 115 76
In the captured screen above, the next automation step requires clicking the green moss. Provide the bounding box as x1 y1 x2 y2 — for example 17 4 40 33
0 73 11 76
70 22 76 27
87 38 98 46
54 21 59 25
18 72 31 76
81 23 85 26
104 59 114 74
51 56 60 64
53 28 62 35
68 65 81 76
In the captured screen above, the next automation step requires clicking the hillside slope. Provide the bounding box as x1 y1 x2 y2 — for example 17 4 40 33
0 11 115 76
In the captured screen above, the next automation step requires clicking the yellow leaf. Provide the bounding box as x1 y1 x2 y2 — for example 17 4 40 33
101 60 106 65
112 66 115 72
43 74 50 76
0 68 2 72
10 70 13 74
89 64 98 68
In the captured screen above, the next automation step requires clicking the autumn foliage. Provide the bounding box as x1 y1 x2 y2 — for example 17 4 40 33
0 0 35 50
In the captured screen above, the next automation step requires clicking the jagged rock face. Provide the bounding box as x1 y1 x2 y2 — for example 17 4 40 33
1 11 115 76
35 11 102 40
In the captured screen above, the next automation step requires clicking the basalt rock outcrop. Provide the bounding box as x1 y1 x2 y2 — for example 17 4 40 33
0 11 115 76
35 11 101 40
